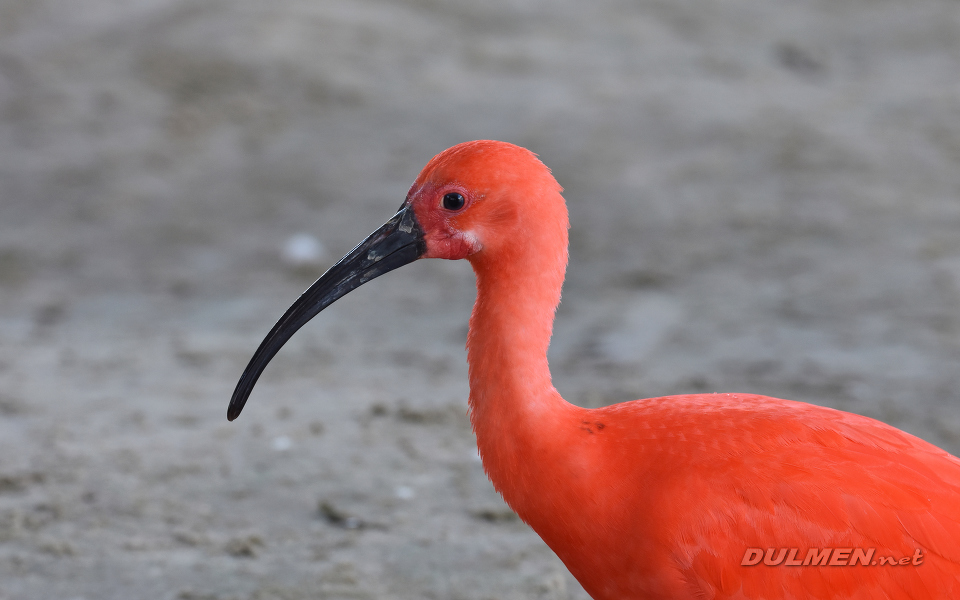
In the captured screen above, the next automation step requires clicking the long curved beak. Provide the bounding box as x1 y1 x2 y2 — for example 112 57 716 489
227 205 426 421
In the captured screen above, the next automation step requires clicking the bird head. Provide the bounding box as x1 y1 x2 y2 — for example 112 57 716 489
404 140 563 264
227 140 564 421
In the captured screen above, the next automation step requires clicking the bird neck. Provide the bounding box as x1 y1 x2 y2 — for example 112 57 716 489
465 234 583 499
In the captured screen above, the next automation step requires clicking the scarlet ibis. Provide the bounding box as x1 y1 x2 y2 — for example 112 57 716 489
229 140 960 599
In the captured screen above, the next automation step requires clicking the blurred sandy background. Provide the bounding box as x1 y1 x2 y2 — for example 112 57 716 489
1 0 959 598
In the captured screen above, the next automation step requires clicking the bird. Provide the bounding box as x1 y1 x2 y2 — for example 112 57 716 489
228 140 960 599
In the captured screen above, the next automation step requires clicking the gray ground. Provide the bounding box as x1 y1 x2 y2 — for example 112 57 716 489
1 0 959 598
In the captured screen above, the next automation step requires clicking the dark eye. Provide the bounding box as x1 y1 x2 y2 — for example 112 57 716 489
442 192 465 211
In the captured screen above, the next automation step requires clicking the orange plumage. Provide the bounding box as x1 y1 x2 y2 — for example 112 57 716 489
230 140 960 599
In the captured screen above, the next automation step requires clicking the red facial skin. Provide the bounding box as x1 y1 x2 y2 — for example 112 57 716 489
406 179 481 261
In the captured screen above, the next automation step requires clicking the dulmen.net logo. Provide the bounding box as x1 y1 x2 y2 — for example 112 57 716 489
742 548 925 567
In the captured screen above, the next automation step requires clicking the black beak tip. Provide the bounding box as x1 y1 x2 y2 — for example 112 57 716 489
227 377 253 421
226 393 244 421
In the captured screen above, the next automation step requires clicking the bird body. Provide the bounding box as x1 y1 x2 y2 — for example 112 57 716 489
472 389 960 598
230 140 960 599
